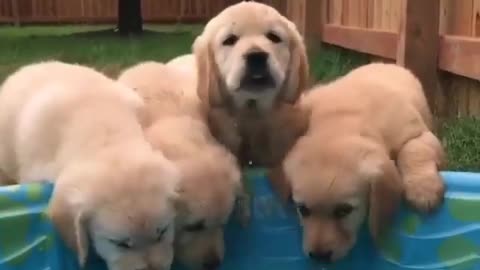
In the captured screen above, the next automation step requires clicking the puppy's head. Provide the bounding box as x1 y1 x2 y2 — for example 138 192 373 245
194 1 308 111
283 136 403 262
174 149 242 270
48 152 180 270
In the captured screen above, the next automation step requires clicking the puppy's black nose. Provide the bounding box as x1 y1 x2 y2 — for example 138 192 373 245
245 51 269 74
309 251 333 263
241 51 275 90
202 256 221 270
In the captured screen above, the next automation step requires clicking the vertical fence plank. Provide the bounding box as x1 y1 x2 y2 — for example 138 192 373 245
448 0 473 35
357 0 368 28
341 0 349 25
439 0 449 34
366 0 374 28
372 0 383 30
473 0 480 36
330 0 342 25
468 82 480 116
397 0 444 121
380 0 391 30
345 0 356 26
304 0 324 48
468 0 480 116
286 0 303 34
390 0 401 32
11 0 19 25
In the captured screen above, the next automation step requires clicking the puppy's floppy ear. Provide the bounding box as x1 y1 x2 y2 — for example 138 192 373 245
193 35 224 108
360 153 403 242
280 134 312 203
281 20 309 104
48 186 90 267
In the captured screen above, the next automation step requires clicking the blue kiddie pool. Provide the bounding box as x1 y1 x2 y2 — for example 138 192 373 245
1 171 480 270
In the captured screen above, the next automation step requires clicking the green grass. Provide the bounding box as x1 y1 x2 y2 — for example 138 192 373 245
309 44 370 82
0 25 478 171
0 24 202 78
441 117 480 172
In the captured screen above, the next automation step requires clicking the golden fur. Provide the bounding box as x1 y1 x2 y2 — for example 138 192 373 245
118 57 245 270
193 1 309 169
283 63 445 262
0 61 180 270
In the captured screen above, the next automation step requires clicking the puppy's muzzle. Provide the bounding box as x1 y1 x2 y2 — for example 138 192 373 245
240 51 275 90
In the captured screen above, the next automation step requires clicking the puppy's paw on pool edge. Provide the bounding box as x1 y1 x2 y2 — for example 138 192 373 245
404 172 445 213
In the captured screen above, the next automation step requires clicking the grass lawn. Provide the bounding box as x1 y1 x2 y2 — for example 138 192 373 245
0 24 478 171
0 24 203 79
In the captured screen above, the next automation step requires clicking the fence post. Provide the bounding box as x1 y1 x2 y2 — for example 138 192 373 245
304 0 324 49
396 0 446 122
286 0 323 49
11 0 20 26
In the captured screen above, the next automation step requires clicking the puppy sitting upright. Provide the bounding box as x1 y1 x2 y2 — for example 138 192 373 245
193 1 309 168
118 57 244 270
0 61 180 270
283 63 446 262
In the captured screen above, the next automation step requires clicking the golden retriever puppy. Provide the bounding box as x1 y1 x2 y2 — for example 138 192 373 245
167 54 197 78
283 63 445 262
0 61 180 270
193 1 309 167
118 59 244 270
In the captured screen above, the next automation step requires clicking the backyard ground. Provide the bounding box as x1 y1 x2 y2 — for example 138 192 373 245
0 24 478 171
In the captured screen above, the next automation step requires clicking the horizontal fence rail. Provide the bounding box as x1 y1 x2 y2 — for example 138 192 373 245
285 0 480 118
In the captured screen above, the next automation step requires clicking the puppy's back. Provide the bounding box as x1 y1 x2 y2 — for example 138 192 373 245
303 63 431 151
118 61 202 122
345 63 432 127
0 61 145 181
166 54 197 80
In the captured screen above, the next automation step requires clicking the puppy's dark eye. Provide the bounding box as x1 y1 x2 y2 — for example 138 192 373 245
109 238 133 249
184 220 206 232
155 226 169 241
266 31 282 43
296 204 311 218
333 203 354 219
223 34 239 46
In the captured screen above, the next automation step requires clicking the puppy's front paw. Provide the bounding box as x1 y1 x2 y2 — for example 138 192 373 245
398 132 446 213
404 171 445 213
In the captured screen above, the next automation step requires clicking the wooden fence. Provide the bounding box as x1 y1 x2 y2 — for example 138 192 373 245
0 0 285 24
0 0 227 24
1 0 479 117
285 0 480 118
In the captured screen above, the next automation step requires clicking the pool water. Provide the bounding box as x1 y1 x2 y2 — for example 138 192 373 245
0 171 479 270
